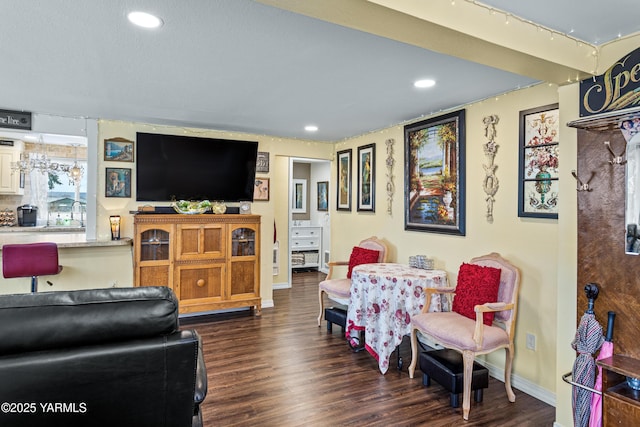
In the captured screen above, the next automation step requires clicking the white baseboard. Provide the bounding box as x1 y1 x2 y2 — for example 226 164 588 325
272 282 291 290
261 299 274 308
481 360 556 407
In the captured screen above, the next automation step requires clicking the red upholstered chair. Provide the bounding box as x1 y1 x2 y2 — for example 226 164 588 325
317 236 388 326
2 242 63 293
408 252 521 420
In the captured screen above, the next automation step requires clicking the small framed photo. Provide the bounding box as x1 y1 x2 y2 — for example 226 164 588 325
256 151 270 173
254 177 270 201
104 137 134 162
105 168 131 198
357 143 375 212
317 181 328 211
337 149 352 211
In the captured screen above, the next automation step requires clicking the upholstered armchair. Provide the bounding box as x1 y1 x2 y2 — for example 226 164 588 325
317 236 388 326
0 286 207 427
408 252 521 420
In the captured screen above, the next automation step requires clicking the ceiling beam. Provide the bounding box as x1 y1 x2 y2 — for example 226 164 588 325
257 0 596 85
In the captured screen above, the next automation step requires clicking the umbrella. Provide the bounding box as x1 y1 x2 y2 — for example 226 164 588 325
589 311 616 427
571 283 605 427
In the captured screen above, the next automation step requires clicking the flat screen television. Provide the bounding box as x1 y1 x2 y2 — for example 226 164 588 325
136 132 258 202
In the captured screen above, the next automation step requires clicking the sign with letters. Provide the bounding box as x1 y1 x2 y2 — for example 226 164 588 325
0 109 32 130
580 47 640 117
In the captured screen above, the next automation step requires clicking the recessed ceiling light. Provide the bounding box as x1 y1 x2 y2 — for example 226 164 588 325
305 125 318 132
128 11 164 29
414 79 436 89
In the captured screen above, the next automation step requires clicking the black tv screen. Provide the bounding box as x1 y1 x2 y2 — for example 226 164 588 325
136 132 258 202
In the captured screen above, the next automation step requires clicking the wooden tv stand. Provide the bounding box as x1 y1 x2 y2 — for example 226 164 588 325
133 213 261 315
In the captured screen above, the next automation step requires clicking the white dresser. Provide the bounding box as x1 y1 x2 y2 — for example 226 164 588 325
290 226 322 270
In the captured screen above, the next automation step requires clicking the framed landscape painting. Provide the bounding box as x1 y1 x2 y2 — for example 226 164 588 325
104 137 134 162
404 109 466 235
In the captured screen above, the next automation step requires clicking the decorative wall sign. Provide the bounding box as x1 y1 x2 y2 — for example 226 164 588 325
385 138 395 215
482 115 500 223
580 47 640 117
404 110 466 235
104 137 134 162
105 168 131 198
336 149 352 211
518 104 559 218
256 151 269 173
357 143 375 212
254 177 269 201
0 109 31 130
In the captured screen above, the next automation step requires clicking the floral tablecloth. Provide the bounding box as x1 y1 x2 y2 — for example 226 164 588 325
346 263 449 374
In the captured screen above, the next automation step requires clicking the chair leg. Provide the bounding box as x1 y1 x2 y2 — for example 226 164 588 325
504 345 516 402
317 289 325 327
462 351 474 420
408 327 419 379
31 276 37 293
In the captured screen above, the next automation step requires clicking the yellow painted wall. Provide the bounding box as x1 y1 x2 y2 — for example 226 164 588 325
96 120 333 306
329 83 564 396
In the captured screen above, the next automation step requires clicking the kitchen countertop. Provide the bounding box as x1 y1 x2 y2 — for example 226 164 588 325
0 231 132 249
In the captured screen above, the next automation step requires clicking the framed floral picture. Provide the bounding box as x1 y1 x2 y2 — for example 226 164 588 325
404 110 466 235
357 143 375 212
336 149 352 211
518 103 559 218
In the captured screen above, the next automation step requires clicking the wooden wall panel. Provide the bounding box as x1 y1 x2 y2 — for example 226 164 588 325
577 129 640 359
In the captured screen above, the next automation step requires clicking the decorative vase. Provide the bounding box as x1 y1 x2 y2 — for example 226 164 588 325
443 191 452 209
535 167 552 204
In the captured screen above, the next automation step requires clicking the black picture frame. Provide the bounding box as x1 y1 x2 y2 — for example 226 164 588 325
404 109 466 235
517 103 559 219
357 143 375 212
336 149 352 211
105 168 131 198
317 181 328 211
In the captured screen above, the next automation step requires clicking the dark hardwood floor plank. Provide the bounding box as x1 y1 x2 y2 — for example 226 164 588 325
183 271 555 426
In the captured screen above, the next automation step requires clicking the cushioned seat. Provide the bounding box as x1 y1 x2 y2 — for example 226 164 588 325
317 236 388 327
408 253 520 421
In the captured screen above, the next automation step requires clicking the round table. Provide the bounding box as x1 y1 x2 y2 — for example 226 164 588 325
346 263 449 374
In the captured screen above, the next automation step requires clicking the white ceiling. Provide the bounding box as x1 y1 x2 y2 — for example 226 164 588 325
0 0 638 143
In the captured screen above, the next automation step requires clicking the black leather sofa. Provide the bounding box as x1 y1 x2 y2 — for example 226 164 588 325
0 286 207 427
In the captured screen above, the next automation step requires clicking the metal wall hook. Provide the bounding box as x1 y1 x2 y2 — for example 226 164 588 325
605 140 627 164
571 170 594 192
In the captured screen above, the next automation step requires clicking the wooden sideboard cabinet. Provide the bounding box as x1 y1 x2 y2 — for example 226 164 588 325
134 213 261 315
598 355 640 427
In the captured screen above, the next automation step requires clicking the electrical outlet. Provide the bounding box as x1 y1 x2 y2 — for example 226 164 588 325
526 333 536 351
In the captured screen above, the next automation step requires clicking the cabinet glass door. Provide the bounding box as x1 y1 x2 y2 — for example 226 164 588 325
140 229 170 261
231 228 255 257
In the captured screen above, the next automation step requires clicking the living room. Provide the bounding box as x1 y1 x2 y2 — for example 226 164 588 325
1 2 640 426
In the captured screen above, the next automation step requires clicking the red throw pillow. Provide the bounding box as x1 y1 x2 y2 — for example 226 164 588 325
451 263 501 326
347 246 380 278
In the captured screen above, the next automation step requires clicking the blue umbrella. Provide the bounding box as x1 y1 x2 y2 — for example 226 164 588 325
571 283 604 427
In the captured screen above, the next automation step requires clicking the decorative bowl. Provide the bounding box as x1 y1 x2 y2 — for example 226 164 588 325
172 200 212 215
627 376 640 391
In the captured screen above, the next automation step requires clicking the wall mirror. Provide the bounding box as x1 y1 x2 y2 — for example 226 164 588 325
625 128 640 254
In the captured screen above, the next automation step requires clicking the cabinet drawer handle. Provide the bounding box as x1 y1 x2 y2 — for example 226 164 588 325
196 279 205 287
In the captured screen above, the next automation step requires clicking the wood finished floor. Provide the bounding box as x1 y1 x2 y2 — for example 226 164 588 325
182 271 555 427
